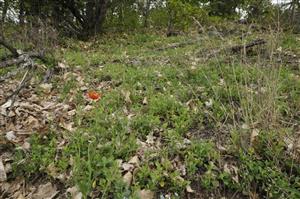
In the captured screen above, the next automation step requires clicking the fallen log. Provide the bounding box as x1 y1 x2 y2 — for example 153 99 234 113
230 39 267 53
0 34 19 57
0 51 44 68
206 38 267 59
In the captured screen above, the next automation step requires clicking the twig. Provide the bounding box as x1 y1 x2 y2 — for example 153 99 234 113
1 52 37 107
3 64 34 108
9 68 31 107
191 16 206 34
42 68 54 83
0 35 47 108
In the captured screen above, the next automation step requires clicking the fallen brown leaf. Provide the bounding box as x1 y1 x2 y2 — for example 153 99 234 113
123 171 133 186
250 129 259 146
122 90 132 104
121 163 134 171
128 155 140 166
0 158 7 182
137 189 155 199
32 182 58 199
67 186 83 199
39 83 53 94
143 97 148 105
186 185 195 193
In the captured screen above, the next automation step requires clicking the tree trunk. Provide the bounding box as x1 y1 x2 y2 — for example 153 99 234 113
1 0 9 23
19 0 25 25
30 0 41 17
93 0 109 34
84 0 108 37
291 0 300 24
61 0 108 38
143 0 151 28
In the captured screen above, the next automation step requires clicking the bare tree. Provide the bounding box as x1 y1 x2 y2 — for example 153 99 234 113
59 0 109 38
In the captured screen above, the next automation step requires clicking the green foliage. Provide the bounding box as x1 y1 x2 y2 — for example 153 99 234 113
167 0 209 31
71 139 127 197
105 0 141 30
136 160 188 192
228 130 300 198
12 134 57 177
244 0 276 23
7 29 300 198
206 0 244 17
185 141 218 176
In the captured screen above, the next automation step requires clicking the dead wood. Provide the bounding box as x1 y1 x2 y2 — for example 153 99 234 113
206 38 267 59
0 34 19 57
230 39 267 53
0 51 44 68
0 36 46 108
191 16 206 34
7 67 34 107
42 68 55 83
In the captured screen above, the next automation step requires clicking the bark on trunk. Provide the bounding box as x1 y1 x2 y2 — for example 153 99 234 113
83 0 109 37
143 0 151 28
19 0 25 25
1 0 9 23
61 0 109 38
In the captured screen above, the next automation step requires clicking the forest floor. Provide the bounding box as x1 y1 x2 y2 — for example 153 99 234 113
1 27 300 199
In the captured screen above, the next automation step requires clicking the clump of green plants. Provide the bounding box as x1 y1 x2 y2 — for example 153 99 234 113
7 28 300 199
227 130 300 198
12 134 57 177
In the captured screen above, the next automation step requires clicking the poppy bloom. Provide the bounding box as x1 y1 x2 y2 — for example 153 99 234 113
87 91 101 100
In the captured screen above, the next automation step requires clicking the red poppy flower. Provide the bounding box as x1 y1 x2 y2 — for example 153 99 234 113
87 91 101 100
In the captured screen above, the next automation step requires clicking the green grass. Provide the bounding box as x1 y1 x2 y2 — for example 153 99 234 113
11 31 300 198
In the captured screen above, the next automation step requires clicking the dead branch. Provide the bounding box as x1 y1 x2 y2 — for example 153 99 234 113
206 38 267 59
0 55 26 68
230 39 267 53
0 51 44 68
42 68 55 83
1 58 35 107
8 67 33 107
0 34 19 57
191 17 206 34
0 36 46 108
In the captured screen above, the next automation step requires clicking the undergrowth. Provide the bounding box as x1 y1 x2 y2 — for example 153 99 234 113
11 31 300 198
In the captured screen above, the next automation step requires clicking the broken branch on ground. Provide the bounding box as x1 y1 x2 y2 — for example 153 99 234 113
0 36 46 107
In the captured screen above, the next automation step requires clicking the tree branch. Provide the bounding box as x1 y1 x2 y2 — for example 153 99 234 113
0 34 19 57
0 51 44 68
